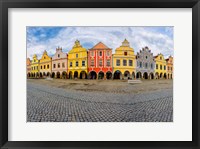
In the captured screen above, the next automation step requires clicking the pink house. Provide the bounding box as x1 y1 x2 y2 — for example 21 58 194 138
51 47 68 78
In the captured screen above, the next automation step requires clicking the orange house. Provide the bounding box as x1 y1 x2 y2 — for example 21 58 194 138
27 58 31 78
88 42 112 79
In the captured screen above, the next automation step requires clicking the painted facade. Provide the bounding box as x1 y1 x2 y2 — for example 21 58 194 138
166 56 173 79
27 58 31 77
52 47 68 79
31 54 40 77
154 53 167 79
136 46 155 79
112 39 136 79
39 50 52 78
68 40 88 79
88 42 112 79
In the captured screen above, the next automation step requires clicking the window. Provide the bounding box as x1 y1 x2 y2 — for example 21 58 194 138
62 63 65 68
76 54 78 58
58 54 60 58
164 65 166 70
47 65 49 69
140 62 142 68
70 62 72 67
53 64 56 68
137 61 139 67
41 66 42 69
91 60 94 66
107 59 110 66
146 56 148 59
171 67 173 71
82 61 85 66
91 51 94 56
37 66 38 70
151 63 153 69
34 60 36 62
160 65 162 70
44 56 46 59
156 64 158 69
116 60 120 66
160 56 162 60
44 65 46 69
99 51 102 56
145 63 148 68
124 52 127 56
168 66 169 70
58 63 60 68
129 60 133 66
123 60 127 66
76 61 78 66
107 51 110 56
99 59 102 66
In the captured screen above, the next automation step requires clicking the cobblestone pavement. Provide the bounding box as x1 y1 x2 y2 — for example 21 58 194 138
27 82 173 122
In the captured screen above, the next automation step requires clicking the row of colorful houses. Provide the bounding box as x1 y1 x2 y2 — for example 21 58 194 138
27 39 173 80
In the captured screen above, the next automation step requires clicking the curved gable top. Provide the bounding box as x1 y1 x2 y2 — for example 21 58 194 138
52 47 67 60
68 40 87 54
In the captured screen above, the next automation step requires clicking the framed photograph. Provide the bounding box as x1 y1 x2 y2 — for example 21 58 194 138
0 0 199 148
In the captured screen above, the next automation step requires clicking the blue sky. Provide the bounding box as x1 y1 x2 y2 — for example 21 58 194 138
27 26 174 59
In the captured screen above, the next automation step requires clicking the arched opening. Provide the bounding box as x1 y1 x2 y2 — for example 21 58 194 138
132 72 135 80
124 71 130 80
51 72 55 78
114 70 122 79
27 73 31 78
149 73 154 79
171 74 173 79
89 71 97 79
31 73 33 77
56 72 60 78
160 73 163 79
62 71 67 79
98 71 104 79
143 72 148 79
164 73 167 79
106 71 112 80
80 71 87 79
43 72 46 77
40 72 43 78
69 71 73 79
36 72 39 78
155 72 159 79
47 72 50 77
136 72 142 79
74 71 78 79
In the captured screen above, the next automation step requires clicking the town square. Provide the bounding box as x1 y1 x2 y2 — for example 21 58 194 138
27 27 173 122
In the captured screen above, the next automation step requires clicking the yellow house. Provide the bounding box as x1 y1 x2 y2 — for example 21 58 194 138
39 50 52 78
112 39 136 79
68 40 88 79
166 56 173 79
31 54 40 78
154 53 167 79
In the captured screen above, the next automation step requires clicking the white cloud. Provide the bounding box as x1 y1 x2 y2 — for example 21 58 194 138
27 27 174 60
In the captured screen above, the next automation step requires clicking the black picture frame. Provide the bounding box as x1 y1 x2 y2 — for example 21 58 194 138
0 0 199 148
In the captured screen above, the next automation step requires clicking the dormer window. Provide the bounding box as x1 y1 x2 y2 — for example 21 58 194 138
124 52 127 56
160 57 162 60
58 54 60 58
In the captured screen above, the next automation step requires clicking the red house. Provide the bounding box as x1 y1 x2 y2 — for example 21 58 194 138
88 42 112 79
